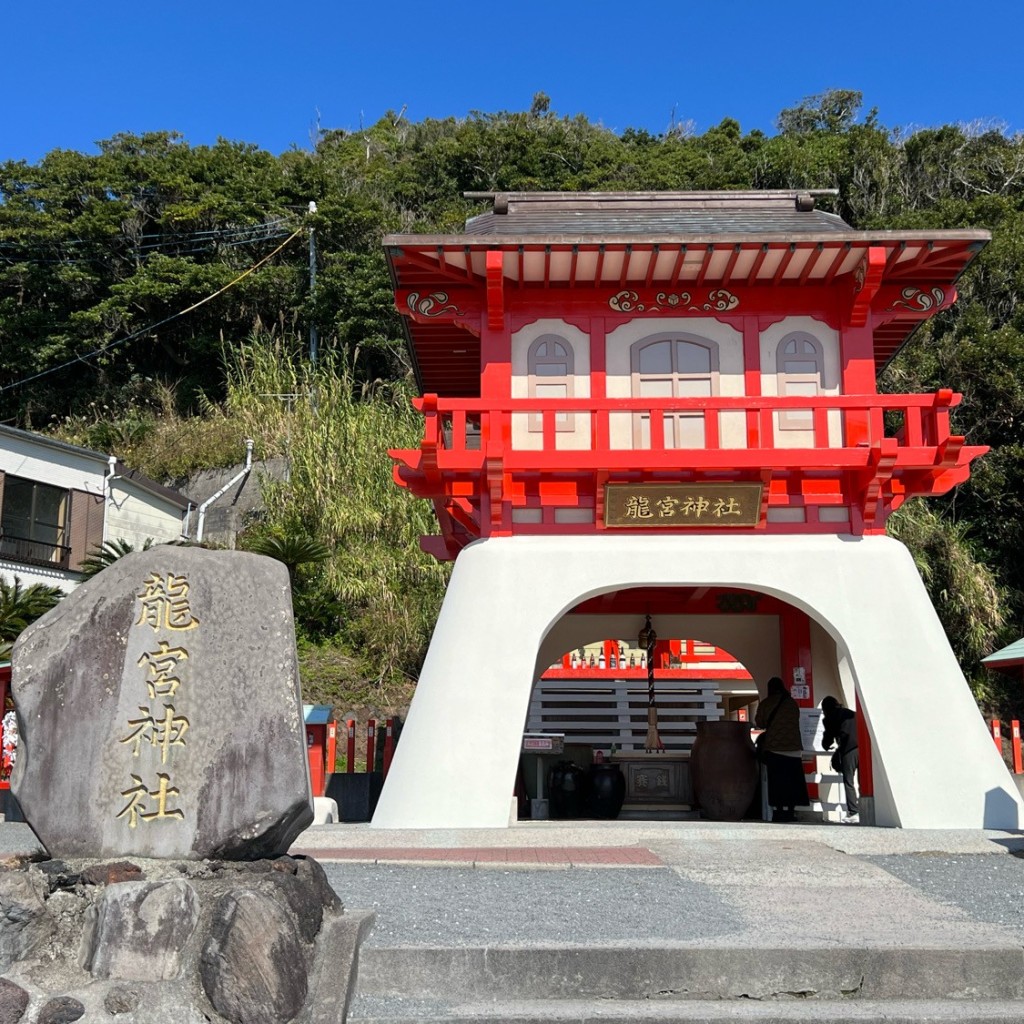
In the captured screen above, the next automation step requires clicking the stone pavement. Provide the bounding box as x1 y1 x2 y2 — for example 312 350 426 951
6 819 1024 1021
291 819 1024 1022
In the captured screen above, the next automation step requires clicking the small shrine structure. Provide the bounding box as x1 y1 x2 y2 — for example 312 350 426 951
373 190 1021 830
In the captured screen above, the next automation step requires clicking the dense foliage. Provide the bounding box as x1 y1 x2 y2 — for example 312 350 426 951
3 90 1023 711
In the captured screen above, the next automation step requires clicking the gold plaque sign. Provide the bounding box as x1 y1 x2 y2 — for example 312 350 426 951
604 483 763 528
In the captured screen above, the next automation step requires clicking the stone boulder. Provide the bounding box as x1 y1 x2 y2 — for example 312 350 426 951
0 855 372 1024
11 547 313 860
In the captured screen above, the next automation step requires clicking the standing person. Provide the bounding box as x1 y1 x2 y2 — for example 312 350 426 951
754 676 809 823
820 696 859 823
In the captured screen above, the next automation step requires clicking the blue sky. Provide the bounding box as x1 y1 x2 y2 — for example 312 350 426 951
3 0 1021 163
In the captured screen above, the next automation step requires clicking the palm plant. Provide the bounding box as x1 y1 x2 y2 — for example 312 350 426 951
0 576 65 659
244 533 332 587
78 538 154 578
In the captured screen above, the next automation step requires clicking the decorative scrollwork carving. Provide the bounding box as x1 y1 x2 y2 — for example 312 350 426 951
653 291 692 309
701 289 740 312
407 291 463 317
609 290 647 312
887 287 945 312
608 289 739 314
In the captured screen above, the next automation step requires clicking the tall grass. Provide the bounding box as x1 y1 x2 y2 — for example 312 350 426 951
226 336 449 706
53 334 449 709
888 501 1012 710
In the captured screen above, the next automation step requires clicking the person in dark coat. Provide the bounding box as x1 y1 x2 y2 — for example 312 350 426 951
820 695 859 823
754 676 809 823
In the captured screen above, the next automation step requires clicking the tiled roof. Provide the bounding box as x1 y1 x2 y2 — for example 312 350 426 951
463 190 851 238
982 637 1024 670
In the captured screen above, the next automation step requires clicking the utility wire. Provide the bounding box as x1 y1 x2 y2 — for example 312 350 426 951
1 225 304 394
0 218 298 263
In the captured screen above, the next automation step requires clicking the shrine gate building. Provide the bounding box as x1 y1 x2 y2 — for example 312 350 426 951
373 190 1021 830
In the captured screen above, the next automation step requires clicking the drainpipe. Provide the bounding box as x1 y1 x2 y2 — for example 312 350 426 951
180 503 194 542
195 439 254 544
103 455 118 543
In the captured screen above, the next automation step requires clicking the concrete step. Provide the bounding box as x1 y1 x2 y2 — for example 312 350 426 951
355 944 1024 1003
349 995 1024 1023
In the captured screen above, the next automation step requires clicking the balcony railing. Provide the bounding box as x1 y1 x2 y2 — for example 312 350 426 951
407 389 966 472
0 530 71 569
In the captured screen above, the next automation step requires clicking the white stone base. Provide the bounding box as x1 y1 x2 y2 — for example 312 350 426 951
312 797 338 825
371 534 1023 831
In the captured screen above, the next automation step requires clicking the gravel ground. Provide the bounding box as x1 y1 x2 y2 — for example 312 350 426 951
322 863 743 947
8 821 1024 950
863 853 1024 940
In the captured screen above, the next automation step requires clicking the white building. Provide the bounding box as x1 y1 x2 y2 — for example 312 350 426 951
0 425 191 593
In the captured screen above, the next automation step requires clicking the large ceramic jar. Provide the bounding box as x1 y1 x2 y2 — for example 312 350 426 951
690 720 758 821
586 763 626 819
548 760 588 819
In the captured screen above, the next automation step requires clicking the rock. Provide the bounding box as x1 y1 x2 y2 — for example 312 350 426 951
10 547 313 860
35 996 84 1024
0 870 54 971
36 861 80 893
273 871 324 942
294 855 343 913
80 880 199 980
0 978 29 1024
200 889 308 1024
103 985 140 1015
80 861 143 886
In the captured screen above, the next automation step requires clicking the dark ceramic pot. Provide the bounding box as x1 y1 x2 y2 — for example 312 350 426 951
690 720 758 821
548 760 589 819
587 763 626 819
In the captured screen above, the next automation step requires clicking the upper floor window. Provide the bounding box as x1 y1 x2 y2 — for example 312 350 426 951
776 333 824 430
631 335 718 448
527 334 574 432
0 475 70 567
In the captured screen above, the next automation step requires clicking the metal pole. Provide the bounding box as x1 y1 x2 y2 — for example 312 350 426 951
308 200 318 366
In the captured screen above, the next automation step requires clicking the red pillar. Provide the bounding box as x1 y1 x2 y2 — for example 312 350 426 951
779 604 814 707
383 718 396 777
991 719 1003 754
366 719 377 773
346 719 356 774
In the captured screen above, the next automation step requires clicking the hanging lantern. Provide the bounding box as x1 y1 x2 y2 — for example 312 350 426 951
639 615 664 752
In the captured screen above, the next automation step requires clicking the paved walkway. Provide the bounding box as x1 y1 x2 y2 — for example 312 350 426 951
291 816 1024 860
6 819 1024 1018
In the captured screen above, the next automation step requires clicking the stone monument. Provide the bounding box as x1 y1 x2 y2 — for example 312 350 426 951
0 547 372 1024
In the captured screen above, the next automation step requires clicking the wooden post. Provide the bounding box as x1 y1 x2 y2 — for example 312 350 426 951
1012 720 1023 775
346 719 356 774
991 719 1003 755
366 719 377 773
383 718 395 776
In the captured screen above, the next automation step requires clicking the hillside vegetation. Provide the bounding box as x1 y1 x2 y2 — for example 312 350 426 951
3 89 1023 713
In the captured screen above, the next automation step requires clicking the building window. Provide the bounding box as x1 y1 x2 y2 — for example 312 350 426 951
527 334 574 432
0 476 70 567
776 333 824 431
631 335 718 448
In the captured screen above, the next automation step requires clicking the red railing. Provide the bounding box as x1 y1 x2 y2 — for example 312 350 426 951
410 389 963 466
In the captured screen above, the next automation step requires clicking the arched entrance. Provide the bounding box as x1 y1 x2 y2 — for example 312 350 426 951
371 533 1022 831
522 585 844 822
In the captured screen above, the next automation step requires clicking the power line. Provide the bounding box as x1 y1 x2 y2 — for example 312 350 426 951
0 217 299 264
1 225 305 394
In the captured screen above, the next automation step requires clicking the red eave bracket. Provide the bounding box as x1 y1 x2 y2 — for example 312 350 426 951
858 437 899 524
849 246 886 328
486 250 505 330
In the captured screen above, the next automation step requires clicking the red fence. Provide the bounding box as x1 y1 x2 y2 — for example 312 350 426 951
339 718 398 778
989 719 1023 774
